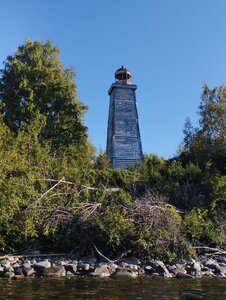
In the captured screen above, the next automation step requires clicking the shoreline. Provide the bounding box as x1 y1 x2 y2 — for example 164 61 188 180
0 252 226 279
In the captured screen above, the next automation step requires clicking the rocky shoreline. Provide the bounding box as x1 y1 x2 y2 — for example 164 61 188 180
0 253 226 279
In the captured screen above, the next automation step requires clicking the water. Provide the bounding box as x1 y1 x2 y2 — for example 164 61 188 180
0 277 225 300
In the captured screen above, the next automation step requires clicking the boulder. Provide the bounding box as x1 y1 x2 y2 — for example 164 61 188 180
23 267 35 276
77 262 90 271
202 270 214 277
4 271 15 278
120 257 141 265
214 265 226 275
173 267 187 275
144 265 156 275
34 260 51 268
14 267 24 276
113 267 137 278
191 262 202 272
1 260 11 269
41 266 66 277
65 264 77 274
91 263 117 278
146 260 170 277
204 259 219 270
23 262 31 269
176 272 192 278
149 273 160 278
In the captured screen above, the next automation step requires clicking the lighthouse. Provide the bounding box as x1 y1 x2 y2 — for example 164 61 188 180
106 66 143 169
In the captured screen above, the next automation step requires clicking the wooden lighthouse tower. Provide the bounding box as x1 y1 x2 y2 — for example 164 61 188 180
106 66 143 169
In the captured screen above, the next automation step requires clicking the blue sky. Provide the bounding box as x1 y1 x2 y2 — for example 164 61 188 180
1 0 226 158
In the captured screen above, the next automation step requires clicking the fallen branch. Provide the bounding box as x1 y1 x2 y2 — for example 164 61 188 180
92 243 112 263
40 177 65 200
194 246 226 255
0 253 66 260
44 178 120 194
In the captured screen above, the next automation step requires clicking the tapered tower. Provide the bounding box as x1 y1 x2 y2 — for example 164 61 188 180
106 66 143 169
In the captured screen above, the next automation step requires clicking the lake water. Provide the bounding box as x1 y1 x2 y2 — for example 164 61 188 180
0 277 225 300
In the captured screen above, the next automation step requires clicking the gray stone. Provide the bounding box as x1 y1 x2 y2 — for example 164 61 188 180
66 271 75 276
34 260 51 268
65 264 77 274
78 263 90 270
204 259 218 270
41 266 66 277
4 271 15 278
91 263 117 278
146 260 170 277
121 257 141 265
214 265 226 275
14 267 24 276
23 267 35 276
1 260 11 268
113 267 138 278
202 270 214 277
23 262 31 269
191 262 202 272
201 267 210 271
149 273 160 278
144 265 156 275
12 263 20 268
176 272 192 278
173 267 187 275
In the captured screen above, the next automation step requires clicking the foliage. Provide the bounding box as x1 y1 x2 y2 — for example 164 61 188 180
0 41 225 259
0 39 92 153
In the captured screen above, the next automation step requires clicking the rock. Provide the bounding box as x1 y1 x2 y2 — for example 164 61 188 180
14 267 24 276
1 260 11 268
23 262 31 269
4 271 15 278
150 273 160 278
173 267 187 275
146 260 170 277
137 267 145 276
79 258 96 265
167 265 177 272
12 263 20 268
23 267 35 276
176 272 192 278
214 265 226 275
91 263 117 278
202 270 214 277
41 266 66 277
0 266 4 272
77 263 90 271
201 266 210 272
191 262 202 272
121 257 141 265
144 265 156 275
113 267 137 278
66 271 75 276
204 259 219 270
65 264 77 274
34 260 51 268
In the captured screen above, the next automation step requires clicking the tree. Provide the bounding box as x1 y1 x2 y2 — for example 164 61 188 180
0 39 89 151
182 117 195 154
199 85 226 143
180 85 226 173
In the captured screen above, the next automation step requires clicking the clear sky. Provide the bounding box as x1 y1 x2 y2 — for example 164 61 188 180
1 0 226 158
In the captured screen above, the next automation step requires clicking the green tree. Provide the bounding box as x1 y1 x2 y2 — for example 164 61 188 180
0 39 89 151
180 85 225 173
